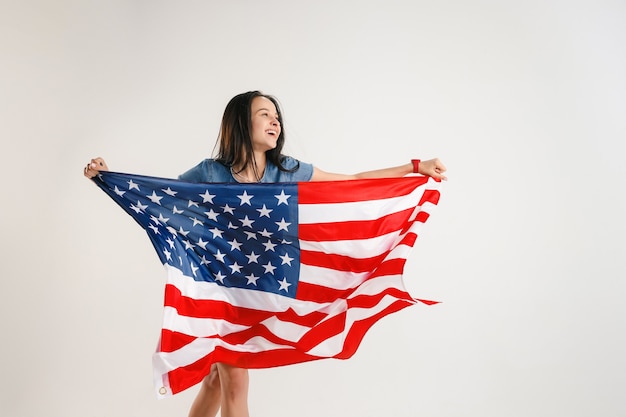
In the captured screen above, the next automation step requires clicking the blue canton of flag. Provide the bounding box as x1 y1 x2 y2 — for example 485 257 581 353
94 172 301 298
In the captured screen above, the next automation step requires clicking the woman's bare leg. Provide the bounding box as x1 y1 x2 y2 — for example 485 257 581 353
217 363 250 417
188 364 222 417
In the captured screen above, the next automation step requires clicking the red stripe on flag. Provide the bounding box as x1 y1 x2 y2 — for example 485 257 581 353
164 285 269 322
416 299 441 305
419 189 441 206
347 287 414 310
164 285 328 327
160 329 196 353
298 176 430 204
300 250 390 274
298 206 416 241
218 322 301 347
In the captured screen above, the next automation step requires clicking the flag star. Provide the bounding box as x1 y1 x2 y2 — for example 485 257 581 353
162 187 177 196
281 239 292 245
158 213 170 224
229 262 243 274
200 190 216 203
128 179 140 191
130 201 148 213
228 239 242 251
263 240 277 252
191 264 199 277
239 215 254 228
279 253 294 266
246 251 260 264
275 218 291 232
227 222 239 230
205 209 219 221
263 262 277 275
113 186 126 196
188 200 199 208
172 205 184 214
214 271 226 283
149 214 164 225
166 226 178 236
246 273 260 286
209 227 224 238
214 250 226 263
178 256 183 266
257 204 273 218
244 231 257 240
177 227 190 237
259 228 273 238
197 238 209 250
148 224 160 234
277 277 292 292
200 255 211 266
190 217 204 227
183 240 195 250
166 237 175 248
237 190 254 206
163 248 172 261
222 204 235 214
275 190 291 205
147 191 163 205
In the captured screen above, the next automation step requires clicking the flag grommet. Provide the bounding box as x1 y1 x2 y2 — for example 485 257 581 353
159 387 168 395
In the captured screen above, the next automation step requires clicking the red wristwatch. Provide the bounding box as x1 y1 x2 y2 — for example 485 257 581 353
411 159 420 174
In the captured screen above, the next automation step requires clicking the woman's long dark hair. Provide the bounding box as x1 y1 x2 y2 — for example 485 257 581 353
215 91 298 177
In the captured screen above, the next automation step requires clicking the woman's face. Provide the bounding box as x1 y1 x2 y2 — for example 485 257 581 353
250 96 281 153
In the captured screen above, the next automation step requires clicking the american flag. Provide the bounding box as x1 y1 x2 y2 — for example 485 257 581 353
92 171 441 397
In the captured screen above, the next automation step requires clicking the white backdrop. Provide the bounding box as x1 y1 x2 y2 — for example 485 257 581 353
2 1 625 416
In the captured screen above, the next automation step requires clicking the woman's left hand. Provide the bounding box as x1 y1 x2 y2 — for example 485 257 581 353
84 157 109 179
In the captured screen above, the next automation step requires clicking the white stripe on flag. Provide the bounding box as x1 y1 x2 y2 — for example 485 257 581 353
299 229 405 258
298 186 431 223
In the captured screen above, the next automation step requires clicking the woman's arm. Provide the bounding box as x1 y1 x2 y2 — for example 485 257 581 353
310 158 447 181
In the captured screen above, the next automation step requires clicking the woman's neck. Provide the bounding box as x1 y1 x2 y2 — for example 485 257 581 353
232 152 266 183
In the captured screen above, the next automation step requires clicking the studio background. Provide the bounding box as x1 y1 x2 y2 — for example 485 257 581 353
2 1 625 416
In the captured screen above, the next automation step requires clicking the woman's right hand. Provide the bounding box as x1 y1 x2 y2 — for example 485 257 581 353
418 158 447 181
84 157 109 179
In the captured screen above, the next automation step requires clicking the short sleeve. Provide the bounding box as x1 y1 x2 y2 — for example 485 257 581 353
265 156 313 182
178 160 211 183
282 156 313 182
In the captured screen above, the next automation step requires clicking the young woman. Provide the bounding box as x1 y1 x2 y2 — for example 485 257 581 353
84 90 446 417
